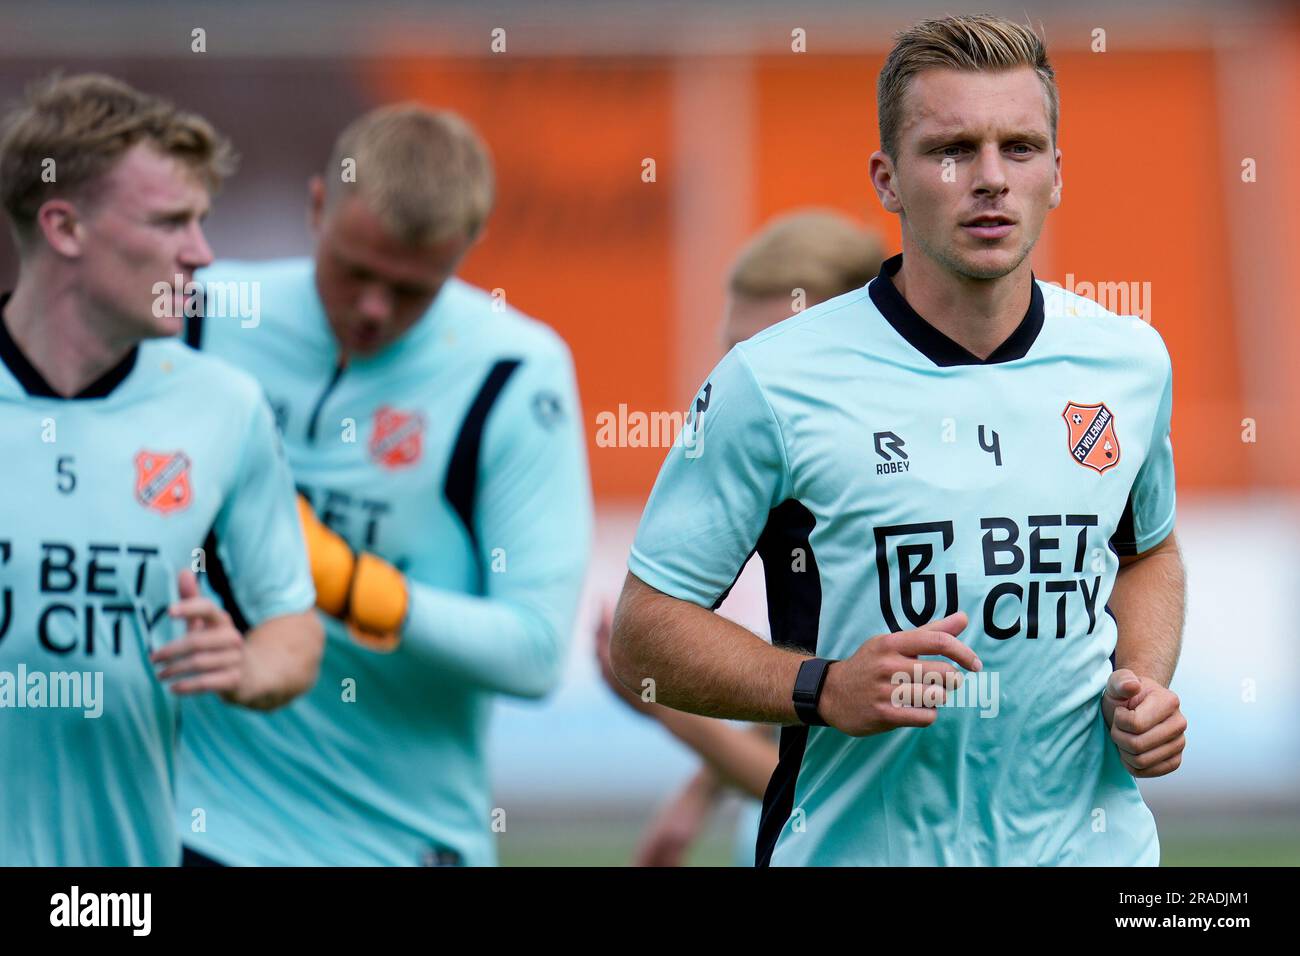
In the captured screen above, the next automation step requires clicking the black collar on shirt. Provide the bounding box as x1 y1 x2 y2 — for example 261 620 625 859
868 253 1044 367
0 291 139 399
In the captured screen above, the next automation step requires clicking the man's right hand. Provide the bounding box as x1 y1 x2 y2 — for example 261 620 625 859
817 612 980 737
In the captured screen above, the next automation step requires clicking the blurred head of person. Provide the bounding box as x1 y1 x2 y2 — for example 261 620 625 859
0 72 235 342
309 104 494 358
869 14 1061 282
723 209 885 350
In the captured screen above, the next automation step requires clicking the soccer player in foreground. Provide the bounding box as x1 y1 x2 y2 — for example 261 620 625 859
177 104 592 866
593 209 883 865
612 14 1187 866
0 74 323 866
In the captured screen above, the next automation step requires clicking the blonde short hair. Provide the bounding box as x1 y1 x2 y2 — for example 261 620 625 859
877 14 1057 159
728 209 885 304
0 72 236 246
325 103 494 245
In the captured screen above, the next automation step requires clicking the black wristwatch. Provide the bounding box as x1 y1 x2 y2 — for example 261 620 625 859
792 657 835 727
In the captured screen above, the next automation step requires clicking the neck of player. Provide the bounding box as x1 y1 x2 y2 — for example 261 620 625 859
892 242 1034 360
4 271 139 397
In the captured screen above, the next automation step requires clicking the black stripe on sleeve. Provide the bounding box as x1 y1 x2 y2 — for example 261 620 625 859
1109 494 1138 557
443 359 522 551
202 528 251 634
752 499 821 868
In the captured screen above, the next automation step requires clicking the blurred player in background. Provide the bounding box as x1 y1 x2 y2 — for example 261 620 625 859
0 74 322 865
594 209 883 866
612 14 1187 866
177 104 593 866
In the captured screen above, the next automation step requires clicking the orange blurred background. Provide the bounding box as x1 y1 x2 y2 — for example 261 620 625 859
370 17 1300 502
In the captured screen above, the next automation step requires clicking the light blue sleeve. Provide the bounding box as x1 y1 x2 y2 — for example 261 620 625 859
1116 346 1176 555
628 347 791 607
402 346 593 699
214 393 316 626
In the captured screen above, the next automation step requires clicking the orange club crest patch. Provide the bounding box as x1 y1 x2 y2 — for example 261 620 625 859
135 450 193 514
369 406 426 469
1062 402 1121 474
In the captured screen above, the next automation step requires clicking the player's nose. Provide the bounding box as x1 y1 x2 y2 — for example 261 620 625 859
970 143 1009 196
356 283 394 321
179 221 215 270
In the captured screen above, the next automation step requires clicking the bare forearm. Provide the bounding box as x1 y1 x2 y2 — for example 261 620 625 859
652 710 779 800
238 611 324 710
1110 535 1185 687
610 572 809 725
681 764 723 803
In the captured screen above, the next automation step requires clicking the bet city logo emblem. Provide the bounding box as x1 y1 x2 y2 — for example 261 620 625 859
874 515 1107 641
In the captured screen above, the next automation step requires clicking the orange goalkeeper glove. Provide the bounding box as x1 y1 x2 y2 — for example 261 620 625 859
296 495 407 652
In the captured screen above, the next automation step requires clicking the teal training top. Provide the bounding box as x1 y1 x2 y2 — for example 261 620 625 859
629 255 1175 866
177 259 592 866
0 296 313 866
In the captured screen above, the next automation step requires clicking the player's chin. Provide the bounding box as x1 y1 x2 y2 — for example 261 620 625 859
955 243 1021 279
346 330 390 356
143 312 185 339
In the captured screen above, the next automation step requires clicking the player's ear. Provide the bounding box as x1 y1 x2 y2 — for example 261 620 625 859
869 150 904 215
34 199 84 258
1049 146 1063 210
